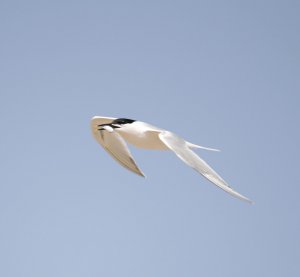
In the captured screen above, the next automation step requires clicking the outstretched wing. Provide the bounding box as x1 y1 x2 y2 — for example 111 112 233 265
159 131 252 203
92 124 145 177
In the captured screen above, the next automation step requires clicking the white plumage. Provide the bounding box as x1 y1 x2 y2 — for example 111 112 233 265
91 116 252 203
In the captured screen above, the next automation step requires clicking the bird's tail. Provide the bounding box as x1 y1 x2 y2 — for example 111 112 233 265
187 142 220 152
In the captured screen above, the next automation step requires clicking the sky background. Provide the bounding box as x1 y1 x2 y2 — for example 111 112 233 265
1 1 299 276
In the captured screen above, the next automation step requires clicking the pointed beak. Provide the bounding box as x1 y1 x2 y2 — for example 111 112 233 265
97 124 105 131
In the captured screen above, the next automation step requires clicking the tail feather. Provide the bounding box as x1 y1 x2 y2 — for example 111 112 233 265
187 142 220 152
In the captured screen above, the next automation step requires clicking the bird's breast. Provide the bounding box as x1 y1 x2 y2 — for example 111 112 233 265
117 126 167 150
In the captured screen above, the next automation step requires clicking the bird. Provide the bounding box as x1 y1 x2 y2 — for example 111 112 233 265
91 116 252 203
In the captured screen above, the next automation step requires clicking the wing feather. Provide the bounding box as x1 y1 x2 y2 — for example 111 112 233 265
159 131 252 203
92 127 145 177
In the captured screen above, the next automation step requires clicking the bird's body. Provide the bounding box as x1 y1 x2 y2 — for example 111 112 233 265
91 116 252 203
117 121 167 150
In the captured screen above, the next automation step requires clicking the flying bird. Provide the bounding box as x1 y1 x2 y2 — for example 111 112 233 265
91 116 252 203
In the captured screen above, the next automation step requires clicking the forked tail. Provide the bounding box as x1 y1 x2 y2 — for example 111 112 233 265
187 142 220 152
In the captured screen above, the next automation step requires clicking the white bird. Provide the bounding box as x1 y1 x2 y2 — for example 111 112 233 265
91 116 252 203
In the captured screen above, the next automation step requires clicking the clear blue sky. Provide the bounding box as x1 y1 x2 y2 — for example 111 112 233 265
1 1 299 276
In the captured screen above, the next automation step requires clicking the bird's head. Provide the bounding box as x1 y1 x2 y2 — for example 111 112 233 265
97 118 136 130
110 118 136 128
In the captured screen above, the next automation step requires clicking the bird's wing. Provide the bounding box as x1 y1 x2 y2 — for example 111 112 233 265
91 116 116 127
93 127 145 177
159 131 252 203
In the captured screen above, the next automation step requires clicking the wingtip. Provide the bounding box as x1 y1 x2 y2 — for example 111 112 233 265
240 196 254 204
248 199 255 205
136 171 146 178
227 188 254 204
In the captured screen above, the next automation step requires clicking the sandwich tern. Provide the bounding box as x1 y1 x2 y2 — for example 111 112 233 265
91 116 252 203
